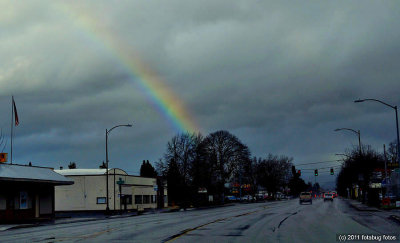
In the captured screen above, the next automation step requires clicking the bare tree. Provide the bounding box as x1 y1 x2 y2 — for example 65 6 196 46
387 140 398 164
164 132 203 185
256 154 293 198
161 132 203 208
202 130 251 202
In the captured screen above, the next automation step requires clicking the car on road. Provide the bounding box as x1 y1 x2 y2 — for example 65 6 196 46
241 195 254 202
225 195 239 202
299 192 312 204
324 193 334 202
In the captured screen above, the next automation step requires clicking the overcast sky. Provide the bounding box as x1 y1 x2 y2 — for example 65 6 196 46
1 1 399 188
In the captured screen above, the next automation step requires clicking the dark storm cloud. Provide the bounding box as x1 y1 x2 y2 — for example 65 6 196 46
1 0 399 187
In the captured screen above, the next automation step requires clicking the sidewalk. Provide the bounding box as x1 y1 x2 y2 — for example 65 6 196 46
0 206 208 232
345 198 400 224
347 199 380 212
0 209 158 232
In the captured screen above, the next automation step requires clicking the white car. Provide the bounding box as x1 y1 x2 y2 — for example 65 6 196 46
324 193 333 202
241 195 254 201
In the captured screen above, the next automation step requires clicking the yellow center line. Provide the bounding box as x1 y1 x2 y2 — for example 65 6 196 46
47 228 116 242
165 207 268 242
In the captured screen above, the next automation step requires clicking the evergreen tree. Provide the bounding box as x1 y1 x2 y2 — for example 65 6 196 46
68 162 77 169
140 160 157 177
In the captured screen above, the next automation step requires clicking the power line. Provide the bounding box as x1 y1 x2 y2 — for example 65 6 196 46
301 165 342 171
295 160 342 166
301 170 339 173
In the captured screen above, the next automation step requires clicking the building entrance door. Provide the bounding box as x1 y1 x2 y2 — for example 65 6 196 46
5 196 15 221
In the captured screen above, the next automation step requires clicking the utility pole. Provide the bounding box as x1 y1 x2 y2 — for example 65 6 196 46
383 144 388 180
239 167 242 201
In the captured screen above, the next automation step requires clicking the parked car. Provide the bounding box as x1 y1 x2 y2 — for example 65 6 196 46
241 195 254 202
225 195 239 202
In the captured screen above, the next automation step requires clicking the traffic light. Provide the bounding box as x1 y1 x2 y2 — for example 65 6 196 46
330 168 334 175
314 169 318 176
297 170 301 176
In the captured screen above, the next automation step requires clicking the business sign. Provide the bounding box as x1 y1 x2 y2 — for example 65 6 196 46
369 183 381 189
0 153 7 163
198 187 207 193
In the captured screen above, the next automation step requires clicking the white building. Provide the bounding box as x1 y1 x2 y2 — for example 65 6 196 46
54 168 167 212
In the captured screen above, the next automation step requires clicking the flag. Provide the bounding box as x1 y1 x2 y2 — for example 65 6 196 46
12 97 19 126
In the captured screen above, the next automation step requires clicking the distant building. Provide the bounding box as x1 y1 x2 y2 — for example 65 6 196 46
54 168 167 212
0 163 73 223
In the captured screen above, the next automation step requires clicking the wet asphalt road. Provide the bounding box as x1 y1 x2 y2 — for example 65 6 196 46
0 198 398 243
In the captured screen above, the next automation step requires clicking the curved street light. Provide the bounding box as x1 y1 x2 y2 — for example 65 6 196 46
334 128 361 155
355 98 400 169
106 124 133 213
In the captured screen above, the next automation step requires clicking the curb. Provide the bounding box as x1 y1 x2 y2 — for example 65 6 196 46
389 215 400 224
347 201 379 212
349 204 379 212
1 204 237 231
2 213 139 231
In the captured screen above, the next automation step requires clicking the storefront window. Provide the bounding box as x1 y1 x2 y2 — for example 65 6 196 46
143 195 150 204
19 191 28 209
135 195 142 204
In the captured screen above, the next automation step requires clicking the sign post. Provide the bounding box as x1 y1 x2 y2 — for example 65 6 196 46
117 178 125 214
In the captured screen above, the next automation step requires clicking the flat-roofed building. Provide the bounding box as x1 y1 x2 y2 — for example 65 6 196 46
54 168 167 212
0 163 73 223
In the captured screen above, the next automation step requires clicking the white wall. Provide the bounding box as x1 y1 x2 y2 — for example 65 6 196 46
55 173 166 211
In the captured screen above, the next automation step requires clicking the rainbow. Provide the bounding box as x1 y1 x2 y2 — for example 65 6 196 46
56 2 199 133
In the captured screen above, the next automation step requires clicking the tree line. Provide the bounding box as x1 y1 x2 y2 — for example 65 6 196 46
336 142 397 206
149 130 308 207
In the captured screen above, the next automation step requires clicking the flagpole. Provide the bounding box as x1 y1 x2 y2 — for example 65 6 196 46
10 96 14 164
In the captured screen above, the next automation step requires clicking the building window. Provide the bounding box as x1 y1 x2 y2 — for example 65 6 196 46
151 195 157 204
135 195 142 204
164 195 168 204
97 197 107 204
143 195 150 204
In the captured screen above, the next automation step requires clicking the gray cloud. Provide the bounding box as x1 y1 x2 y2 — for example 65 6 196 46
1 1 399 187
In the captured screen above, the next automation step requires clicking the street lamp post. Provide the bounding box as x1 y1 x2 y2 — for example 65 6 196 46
105 124 132 214
334 128 362 155
355 99 400 169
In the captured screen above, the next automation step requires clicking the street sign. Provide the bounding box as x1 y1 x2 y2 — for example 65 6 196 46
382 178 390 185
117 178 125 185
